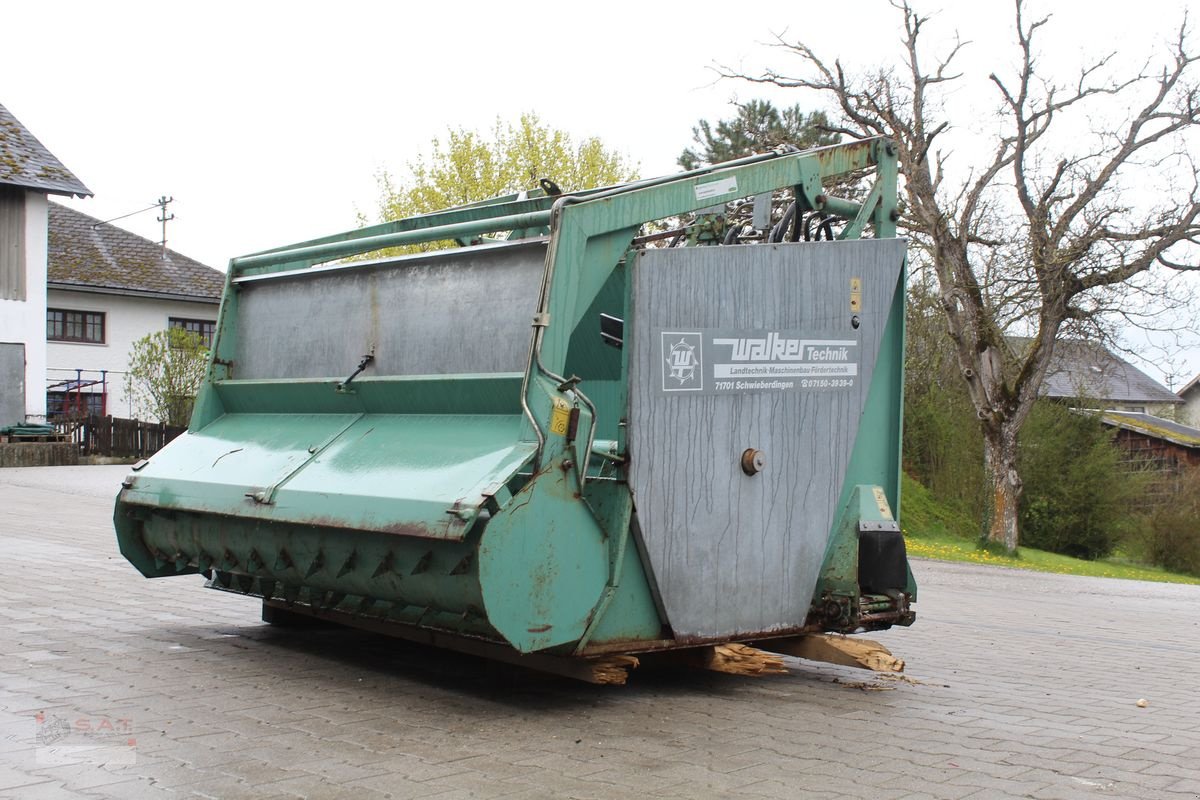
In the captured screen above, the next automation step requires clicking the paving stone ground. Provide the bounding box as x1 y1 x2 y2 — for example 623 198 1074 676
0 465 1198 800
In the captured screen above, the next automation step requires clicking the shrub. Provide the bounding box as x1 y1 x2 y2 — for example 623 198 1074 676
1017 402 1145 559
125 328 209 426
1134 468 1200 575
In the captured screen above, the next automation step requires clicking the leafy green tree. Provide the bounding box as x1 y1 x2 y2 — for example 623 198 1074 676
678 99 838 170
903 278 986 518
125 328 209 426
367 113 637 253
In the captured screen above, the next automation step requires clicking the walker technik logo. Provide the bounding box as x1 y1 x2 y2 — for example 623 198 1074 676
661 332 703 391
658 329 859 395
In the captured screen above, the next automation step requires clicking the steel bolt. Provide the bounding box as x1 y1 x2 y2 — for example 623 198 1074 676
741 448 765 476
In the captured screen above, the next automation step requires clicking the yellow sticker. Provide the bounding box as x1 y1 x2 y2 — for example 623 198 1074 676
872 486 894 520
850 277 862 312
549 397 571 436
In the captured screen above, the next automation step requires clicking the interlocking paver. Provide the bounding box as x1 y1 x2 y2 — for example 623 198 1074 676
2 465 1199 799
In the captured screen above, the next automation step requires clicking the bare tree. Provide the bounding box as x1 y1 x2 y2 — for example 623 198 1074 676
725 1 1200 552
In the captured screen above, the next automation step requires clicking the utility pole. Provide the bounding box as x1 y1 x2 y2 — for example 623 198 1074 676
156 196 175 258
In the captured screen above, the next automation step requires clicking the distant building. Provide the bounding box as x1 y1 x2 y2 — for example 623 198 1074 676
1178 373 1200 428
0 102 91 424
46 203 224 421
1036 338 1182 415
1099 411 1200 475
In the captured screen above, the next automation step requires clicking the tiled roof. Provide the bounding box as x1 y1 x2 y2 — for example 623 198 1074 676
0 103 91 197
48 202 224 301
1100 411 1200 448
1011 337 1182 405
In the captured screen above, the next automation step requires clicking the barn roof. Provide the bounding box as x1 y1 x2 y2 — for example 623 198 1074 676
1100 411 1200 449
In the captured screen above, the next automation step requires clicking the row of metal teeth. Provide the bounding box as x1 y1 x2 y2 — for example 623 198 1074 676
149 546 473 579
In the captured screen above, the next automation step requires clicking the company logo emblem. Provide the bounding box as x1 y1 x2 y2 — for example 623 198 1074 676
666 339 698 383
661 332 703 391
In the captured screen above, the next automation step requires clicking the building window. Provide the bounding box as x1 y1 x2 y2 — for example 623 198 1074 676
168 317 217 348
47 309 105 344
46 391 106 419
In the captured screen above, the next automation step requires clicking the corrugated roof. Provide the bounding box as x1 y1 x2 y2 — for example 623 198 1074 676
1017 337 1182 405
48 202 224 301
1101 411 1200 448
0 103 91 197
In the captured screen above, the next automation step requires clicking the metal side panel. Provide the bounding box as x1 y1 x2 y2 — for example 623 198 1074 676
233 240 547 380
628 239 906 640
119 413 535 540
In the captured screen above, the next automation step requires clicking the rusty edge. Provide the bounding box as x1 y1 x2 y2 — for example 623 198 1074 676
578 624 824 657
263 600 637 685
578 603 912 658
126 499 472 542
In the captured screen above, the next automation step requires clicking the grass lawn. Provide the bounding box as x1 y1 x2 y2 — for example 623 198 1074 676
898 474 1200 586
903 530 1200 585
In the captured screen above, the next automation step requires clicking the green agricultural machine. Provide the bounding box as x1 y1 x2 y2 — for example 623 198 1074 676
115 137 915 683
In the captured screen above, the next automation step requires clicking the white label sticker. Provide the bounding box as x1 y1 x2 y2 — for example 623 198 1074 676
657 328 860 394
694 176 738 201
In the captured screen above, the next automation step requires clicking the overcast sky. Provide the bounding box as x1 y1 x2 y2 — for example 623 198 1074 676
6 0 1197 384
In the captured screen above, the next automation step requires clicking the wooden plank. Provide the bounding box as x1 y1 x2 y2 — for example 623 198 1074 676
756 634 904 673
662 643 789 677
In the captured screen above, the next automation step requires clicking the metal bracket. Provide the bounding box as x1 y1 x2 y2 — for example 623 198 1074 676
335 347 375 394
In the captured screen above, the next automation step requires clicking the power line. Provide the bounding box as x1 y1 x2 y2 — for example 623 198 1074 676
90 202 159 228
89 196 176 259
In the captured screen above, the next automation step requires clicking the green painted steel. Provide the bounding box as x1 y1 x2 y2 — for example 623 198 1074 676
232 209 553 273
114 137 916 662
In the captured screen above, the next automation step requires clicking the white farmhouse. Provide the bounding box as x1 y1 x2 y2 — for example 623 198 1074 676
45 203 224 421
0 102 91 425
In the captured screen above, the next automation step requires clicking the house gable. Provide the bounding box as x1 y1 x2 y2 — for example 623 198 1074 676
0 103 91 197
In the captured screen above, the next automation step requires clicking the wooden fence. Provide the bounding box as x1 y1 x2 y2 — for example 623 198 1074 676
56 415 186 458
